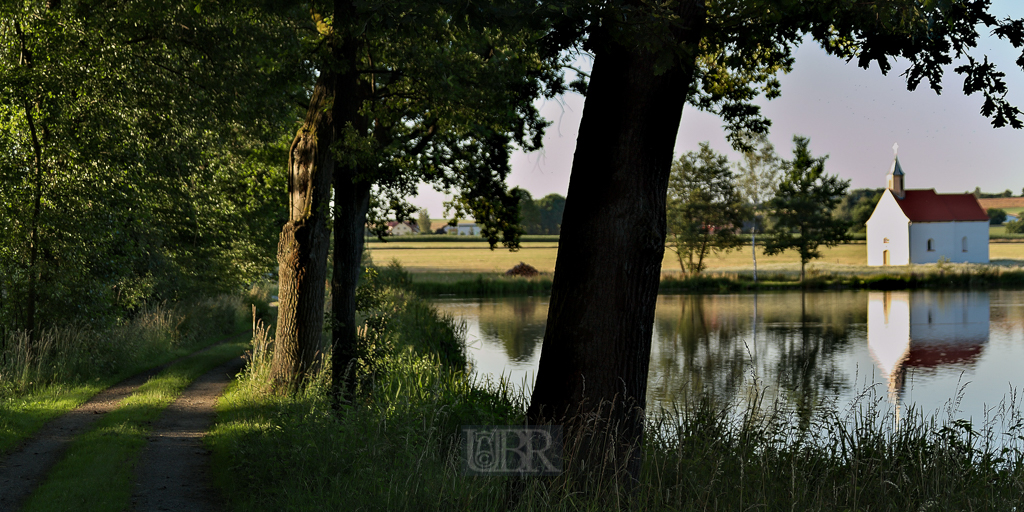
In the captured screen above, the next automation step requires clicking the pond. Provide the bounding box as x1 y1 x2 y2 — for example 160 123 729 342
433 290 1024 425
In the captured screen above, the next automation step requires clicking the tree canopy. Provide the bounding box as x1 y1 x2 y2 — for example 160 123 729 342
666 143 747 273
762 136 851 280
0 0 305 333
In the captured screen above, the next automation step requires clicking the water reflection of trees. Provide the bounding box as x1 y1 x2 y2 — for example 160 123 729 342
650 292 865 426
476 297 547 362
766 294 854 429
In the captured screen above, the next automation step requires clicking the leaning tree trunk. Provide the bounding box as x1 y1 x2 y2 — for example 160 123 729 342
269 74 336 394
526 0 705 485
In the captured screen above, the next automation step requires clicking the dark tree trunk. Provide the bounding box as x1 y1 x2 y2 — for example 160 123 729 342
328 0 369 402
526 0 705 483
270 74 336 393
330 169 370 399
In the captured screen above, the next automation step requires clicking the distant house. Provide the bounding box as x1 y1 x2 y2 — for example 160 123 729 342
443 221 480 236
387 221 419 236
866 149 989 266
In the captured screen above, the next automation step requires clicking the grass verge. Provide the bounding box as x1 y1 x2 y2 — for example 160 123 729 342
19 340 248 512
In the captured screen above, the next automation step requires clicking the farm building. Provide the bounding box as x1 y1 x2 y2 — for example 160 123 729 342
443 222 481 236
386 221 419 236
865 149 989 266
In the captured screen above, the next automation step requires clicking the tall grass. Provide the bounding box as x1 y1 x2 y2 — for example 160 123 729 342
0 294 256 399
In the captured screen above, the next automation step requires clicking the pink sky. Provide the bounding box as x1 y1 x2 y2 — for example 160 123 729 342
412 2 1024 218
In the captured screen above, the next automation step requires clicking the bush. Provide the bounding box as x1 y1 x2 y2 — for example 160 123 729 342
1006 218 1024 234
988 208 1008 225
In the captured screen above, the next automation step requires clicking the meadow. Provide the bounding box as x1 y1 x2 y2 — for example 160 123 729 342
367 238 1024 276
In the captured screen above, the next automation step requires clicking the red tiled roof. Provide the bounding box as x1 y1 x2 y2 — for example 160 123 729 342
895 189 989 222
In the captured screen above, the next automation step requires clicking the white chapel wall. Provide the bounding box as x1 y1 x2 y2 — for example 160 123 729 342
867 191 911 266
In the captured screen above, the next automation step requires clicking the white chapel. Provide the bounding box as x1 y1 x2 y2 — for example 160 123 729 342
865 145 989 266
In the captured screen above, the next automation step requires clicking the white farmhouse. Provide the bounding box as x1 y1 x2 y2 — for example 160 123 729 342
444 222 480 236
865 149 989 266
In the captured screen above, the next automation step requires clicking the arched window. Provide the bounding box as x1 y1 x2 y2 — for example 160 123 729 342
962 236 968 252
927 239 934 251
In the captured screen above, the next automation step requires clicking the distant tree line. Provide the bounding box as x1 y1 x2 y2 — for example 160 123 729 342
515 190 566 235
973 187 1023 198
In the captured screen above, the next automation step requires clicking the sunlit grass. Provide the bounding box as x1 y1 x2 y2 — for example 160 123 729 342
370 240 1022 278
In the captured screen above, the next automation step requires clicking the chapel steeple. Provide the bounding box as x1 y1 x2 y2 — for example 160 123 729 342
887 142 905 199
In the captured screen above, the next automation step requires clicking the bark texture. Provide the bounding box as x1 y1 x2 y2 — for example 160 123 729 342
526 0 705 483
269 75 336 393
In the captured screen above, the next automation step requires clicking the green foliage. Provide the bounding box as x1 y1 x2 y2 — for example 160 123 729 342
416 209 433 235
0 1 300 330
975 188 1017 198
763 136 851 280
213 326 1024 511
1006 218 1024 234
666 143 747 274
834 188 885 233
515 189 566 235
988 208 1008 225
335 2 570 250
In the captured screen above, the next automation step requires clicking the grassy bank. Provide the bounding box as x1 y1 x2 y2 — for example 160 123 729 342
210 270 1024 511
400 262 1024 297
0 290 268 454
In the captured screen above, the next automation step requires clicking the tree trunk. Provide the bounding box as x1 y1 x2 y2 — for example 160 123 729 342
328 0 369 402
526 0 705 484
751 217 758 283
331 169 370 400
270 74 336 393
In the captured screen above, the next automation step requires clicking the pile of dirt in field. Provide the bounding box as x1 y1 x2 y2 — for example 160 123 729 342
505 262 539 277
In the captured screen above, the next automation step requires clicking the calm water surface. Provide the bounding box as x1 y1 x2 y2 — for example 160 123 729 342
434 290 1024 423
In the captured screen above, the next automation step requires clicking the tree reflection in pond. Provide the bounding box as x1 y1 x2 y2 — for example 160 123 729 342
435 290 1024 426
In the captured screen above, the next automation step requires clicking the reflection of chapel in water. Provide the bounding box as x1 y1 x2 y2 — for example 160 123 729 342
867 291 989 401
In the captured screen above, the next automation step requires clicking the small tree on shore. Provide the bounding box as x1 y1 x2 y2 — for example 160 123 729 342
417 209 432 234
734 133 781 282
763 136 851 281
666 143 746 273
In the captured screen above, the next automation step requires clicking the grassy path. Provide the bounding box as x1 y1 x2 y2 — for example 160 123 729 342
0 333 248 512
129 355 246 512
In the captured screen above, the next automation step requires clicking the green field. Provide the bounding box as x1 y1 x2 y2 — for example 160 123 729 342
366 239 1024 276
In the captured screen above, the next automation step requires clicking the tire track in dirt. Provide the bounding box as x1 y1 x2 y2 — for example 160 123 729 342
0 332 249 512
129 355 245 512
0 365 167 511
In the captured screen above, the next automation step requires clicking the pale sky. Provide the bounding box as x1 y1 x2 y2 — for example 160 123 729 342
412 2 1024 218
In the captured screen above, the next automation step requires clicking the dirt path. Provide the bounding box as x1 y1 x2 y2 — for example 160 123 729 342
129 355 245 512
0 332 249 512
0 365 167 511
